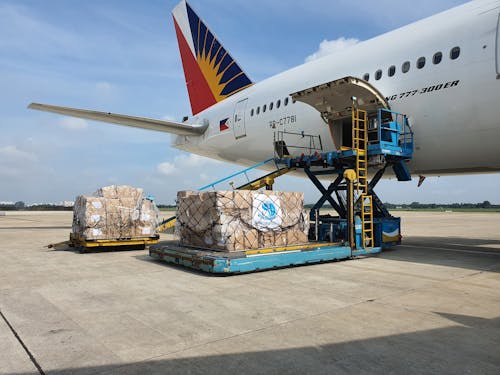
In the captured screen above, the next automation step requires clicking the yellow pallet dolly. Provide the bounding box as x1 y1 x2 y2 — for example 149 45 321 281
48 233 159 253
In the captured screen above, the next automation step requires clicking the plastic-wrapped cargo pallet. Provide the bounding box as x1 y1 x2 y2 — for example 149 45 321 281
175 190 309 251
72 185 159 240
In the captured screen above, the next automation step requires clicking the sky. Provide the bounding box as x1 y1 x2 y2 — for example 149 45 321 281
1 0 498 205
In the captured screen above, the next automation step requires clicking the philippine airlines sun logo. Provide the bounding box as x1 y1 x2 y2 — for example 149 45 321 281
186 3 252 101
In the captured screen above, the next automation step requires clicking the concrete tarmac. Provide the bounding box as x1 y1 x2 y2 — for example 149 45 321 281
0 211 499 375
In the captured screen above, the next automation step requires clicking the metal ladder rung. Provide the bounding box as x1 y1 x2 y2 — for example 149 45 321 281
354 107 374 249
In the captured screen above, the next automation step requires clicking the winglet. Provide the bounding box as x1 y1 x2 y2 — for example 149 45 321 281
172 1 253 115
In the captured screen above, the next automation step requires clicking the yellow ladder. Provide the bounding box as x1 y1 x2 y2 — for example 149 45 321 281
352 109 374 248
360 195 374 248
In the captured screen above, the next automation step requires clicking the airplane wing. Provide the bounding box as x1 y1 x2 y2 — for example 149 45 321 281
28 103 208 136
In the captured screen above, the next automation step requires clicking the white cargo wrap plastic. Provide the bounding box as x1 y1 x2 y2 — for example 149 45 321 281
72 185 159 240
252 193 282 232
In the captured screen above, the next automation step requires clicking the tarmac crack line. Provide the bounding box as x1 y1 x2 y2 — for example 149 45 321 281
399 244 500 256
0 308 46 375
369 268 500 316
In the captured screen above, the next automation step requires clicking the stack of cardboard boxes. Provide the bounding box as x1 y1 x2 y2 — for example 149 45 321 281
176 190 309 251
72 185 158 240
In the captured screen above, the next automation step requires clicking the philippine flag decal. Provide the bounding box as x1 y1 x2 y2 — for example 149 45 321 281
219 118 230 132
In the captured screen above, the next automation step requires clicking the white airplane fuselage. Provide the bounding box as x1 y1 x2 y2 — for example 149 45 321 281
174 0 500 175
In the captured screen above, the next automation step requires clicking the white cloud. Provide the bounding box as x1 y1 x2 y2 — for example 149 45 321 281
156 153 222 177
175 153 221 168
157 161 177 176
59 117 88 130
305 37 360 62
0 145 38 162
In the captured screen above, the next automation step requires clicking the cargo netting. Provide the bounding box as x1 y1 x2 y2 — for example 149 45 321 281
176 190 309 252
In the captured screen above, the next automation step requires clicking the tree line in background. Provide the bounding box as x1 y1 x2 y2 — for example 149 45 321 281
306 201 499 210
384 201 498 209
1 201 498 211
0 202 72 211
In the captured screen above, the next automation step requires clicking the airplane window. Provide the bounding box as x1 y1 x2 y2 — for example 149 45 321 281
363 73 370 81
388 65 396 77
277 100 281 108
269 102 274 111
263 104 267 113
250 109 254 117
375 69 382 80
450 46 460 60
402 61 410 73
284 97 289 106
256 107 260 115
417 57 426 69
433 52 442 65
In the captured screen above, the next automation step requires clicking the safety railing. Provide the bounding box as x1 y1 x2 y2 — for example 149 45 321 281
198 158 279 191
369 109 413 157
273 130 323 158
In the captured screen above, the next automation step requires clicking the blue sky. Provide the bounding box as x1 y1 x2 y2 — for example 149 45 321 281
1 0 498 205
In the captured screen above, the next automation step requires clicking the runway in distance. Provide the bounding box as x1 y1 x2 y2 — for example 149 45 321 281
30 0 500 177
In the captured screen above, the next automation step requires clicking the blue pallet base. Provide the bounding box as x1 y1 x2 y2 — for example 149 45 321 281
149 242 382 274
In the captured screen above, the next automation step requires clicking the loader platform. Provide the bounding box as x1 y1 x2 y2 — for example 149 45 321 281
150 77 414 275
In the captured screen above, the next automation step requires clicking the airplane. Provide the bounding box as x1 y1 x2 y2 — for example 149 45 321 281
29 0 500 179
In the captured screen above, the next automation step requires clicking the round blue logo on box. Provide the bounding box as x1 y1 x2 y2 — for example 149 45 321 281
259 202 277 220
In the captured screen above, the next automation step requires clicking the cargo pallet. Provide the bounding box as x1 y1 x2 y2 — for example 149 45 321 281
150 241 380 274
49 233 159 253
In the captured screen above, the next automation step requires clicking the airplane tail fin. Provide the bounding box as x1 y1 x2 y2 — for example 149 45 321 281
172 1 253 115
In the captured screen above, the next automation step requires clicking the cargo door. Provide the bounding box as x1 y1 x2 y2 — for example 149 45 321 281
496 13 500 77
233 98 248 139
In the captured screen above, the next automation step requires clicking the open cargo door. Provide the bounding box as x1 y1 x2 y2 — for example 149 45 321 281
291 76 389 149
291 76 389 121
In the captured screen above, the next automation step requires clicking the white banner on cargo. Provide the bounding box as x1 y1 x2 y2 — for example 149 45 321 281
252 193 282 232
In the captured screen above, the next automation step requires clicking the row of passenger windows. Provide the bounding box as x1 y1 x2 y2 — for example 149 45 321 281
250 96 294 116
247 46 461 118
363 46 461 82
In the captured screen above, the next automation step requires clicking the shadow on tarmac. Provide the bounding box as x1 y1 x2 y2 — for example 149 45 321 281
381 236 500 273
7 313 500 375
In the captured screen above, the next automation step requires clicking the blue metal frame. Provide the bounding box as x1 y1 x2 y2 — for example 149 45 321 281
150 244 382 274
